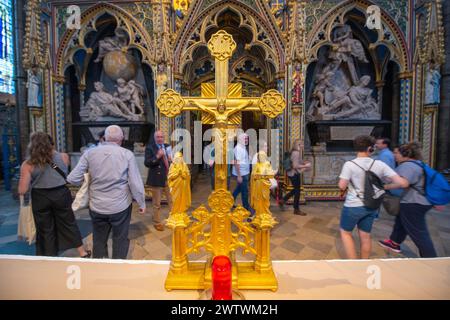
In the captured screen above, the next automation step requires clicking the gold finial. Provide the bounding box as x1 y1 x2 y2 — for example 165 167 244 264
207 30 237 61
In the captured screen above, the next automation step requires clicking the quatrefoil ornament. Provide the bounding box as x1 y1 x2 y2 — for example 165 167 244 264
258 89 286 118
207 30 237 61
156 89 185 118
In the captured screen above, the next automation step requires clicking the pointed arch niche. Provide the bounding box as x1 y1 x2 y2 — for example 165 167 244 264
304 0 410 150
300 0 411 195
173 1 285 132
55 3 156 151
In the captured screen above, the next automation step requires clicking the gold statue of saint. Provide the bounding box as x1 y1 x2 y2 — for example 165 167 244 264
251 151 275 216
168 152 191 214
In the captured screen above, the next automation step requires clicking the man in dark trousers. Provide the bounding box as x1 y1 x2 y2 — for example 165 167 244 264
144 130 173 231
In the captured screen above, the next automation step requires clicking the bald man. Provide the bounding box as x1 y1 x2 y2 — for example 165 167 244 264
68 125 146 259
144 130 173 231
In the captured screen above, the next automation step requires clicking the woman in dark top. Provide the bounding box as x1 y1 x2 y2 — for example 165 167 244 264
18 132 90 257
279 139 311 215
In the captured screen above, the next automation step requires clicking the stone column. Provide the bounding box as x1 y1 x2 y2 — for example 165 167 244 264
437 0 450 170
289 64 303 146
53 76 66 152
398 72 413 144
391 75 401 144
156 64 171 138
13 0 29 160
174 77 184 130
275 75 285 167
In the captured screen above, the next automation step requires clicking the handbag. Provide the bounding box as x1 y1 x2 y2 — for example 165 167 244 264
17 195 36 245
382 192 401 216
72 173 90 212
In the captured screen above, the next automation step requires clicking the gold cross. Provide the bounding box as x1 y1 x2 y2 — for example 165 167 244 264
157 30 286 190
158 31 283 291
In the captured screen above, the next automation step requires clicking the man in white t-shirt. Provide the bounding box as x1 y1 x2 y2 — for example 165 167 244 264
232 134 253 214
338 135 408 259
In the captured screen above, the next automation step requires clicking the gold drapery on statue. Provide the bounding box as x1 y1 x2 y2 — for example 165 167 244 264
168 152 191 214
251 151 275 216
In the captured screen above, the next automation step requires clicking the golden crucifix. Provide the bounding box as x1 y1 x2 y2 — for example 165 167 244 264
157 30 285 291
157 30 285 190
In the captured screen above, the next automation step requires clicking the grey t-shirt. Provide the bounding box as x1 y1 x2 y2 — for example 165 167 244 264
396 161 430 205
30 152 67 189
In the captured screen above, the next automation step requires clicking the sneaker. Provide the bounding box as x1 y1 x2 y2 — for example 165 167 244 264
378 239 401 253
154 224 165 232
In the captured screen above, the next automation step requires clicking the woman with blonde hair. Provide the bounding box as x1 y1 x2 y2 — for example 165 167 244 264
280 139 311 215
18 132 90 257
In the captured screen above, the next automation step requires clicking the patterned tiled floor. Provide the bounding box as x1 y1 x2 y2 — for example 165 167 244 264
1 175 450 261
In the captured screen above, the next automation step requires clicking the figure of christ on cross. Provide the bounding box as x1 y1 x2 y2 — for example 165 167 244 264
188 98 255 126
189 98 257 189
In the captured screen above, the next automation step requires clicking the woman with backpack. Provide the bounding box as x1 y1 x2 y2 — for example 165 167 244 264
379 142 439 257
18 132 90 257
279 139 311 215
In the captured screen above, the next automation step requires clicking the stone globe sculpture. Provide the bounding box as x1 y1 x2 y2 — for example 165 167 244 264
103 50 137 81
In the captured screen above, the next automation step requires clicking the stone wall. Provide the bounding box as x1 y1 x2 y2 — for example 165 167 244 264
438 0 450 170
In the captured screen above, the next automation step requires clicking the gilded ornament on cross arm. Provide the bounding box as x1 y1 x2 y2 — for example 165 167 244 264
258 89 286 118
156 89 185 117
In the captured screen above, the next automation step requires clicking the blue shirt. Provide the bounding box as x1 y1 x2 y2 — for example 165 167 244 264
376 148 396 169
67 142 146 214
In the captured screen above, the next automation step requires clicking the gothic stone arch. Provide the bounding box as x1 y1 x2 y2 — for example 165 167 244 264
306 0 410 74
173 0 285 76
55 3 156 81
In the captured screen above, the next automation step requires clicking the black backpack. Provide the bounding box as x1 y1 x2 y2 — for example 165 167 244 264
349 160 385 209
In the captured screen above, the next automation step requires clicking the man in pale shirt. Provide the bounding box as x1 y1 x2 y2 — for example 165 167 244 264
67 125 146 259
232 134 253 214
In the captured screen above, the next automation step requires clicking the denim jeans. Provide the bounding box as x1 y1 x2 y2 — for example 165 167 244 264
232 174 253 213
390 203 436 258
283 173 301 210
89 204 132 259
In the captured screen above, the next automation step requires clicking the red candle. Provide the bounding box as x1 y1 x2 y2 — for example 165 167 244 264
211 255 232 300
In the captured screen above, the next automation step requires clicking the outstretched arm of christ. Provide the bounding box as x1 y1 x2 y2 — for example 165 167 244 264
188 100 216 116
226 100 254 116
